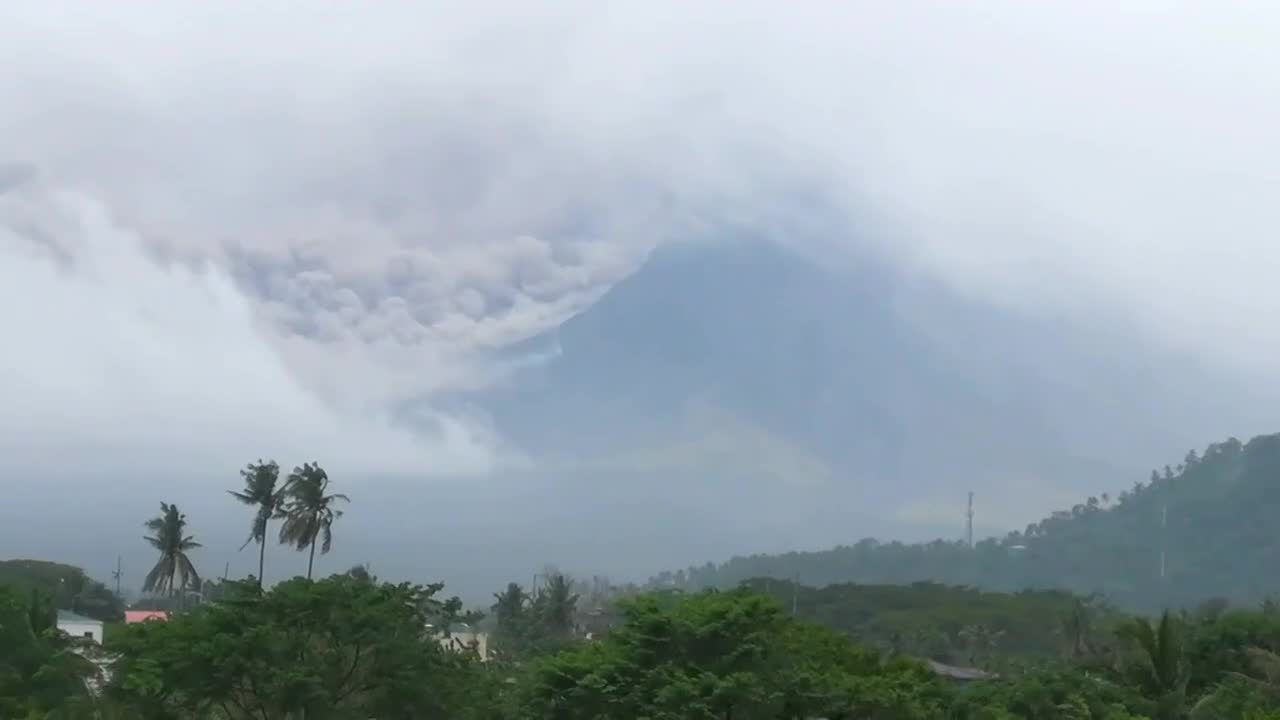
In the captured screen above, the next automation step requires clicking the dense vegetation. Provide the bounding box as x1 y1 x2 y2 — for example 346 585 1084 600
0 585 103 717
743 579 1126 670
660 433 1280 611
8 572 1280 718
0 559 123 622
11 444 1280 717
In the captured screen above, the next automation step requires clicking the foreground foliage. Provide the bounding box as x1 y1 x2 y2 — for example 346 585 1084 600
8 570 1280 718
519 588 950 719
108 576 494 719
0 585 99 717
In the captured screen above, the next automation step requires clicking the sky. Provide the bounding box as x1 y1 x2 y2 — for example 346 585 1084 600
4 1 1280 595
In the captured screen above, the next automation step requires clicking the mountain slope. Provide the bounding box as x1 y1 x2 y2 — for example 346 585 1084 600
476 239 1254 548
662 432 1280 611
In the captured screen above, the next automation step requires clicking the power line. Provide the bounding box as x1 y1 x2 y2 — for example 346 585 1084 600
791 573 799 615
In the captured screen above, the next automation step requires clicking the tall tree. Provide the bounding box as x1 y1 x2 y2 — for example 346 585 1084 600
277 462 348 580
142 503 201 599
1118 611 1190 719
538 573 580 636
227 459 282 588
492 582 529 631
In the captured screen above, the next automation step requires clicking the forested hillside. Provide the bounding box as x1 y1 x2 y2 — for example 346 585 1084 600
0 559 122 621
661 433 1280 611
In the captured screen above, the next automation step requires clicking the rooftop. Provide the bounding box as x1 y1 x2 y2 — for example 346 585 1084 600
925 659 997 681
124 610 169 623
56 609 100 625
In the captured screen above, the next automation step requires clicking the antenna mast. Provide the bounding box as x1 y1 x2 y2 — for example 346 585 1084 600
1160 503 1168 579
966 492 975 548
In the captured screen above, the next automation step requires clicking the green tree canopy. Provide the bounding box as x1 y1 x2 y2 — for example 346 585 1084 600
0 586 98 717
107 575 496 719
520 587 950 719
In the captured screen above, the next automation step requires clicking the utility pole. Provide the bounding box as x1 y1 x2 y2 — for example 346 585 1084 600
112 556 122 597
1160 503 1168 580
966 492 975 549
791 573 799 615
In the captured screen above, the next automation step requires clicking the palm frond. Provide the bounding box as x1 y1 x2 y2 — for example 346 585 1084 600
227 490 255 504
276 463 347 567
142 555 174 594
141 502 200 595
320 520 334 554
176 553 200 591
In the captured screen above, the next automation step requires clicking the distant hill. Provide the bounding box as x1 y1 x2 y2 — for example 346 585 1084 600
0 559 123 621
657 432 1280 611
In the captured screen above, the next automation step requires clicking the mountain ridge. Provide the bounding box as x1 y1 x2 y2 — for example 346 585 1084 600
656 430 1280 611
475 238 1250 540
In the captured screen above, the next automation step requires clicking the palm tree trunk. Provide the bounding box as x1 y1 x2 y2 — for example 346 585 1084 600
307 537 317 580
258 535 267 587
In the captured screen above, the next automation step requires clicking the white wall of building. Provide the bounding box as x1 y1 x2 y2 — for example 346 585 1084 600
58 619 103 645
439 631 489 660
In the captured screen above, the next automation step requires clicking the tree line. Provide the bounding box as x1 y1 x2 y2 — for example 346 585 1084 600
9 573 1280 718
657 432 1280 612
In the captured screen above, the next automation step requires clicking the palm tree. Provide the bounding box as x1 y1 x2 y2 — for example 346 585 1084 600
492 582 529 633
1117 611 1189 719
228 459 282 587
142 503 201 598
538 574 580 636
1060 593 1107 661
346 563 376 583
277 462 348 580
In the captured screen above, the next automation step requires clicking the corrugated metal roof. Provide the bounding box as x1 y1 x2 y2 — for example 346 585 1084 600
56 609 100 624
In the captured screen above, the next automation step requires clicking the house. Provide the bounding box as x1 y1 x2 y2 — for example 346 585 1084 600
56 610 103 644
440 630 489 660
428 623 490 661
124 610 169 624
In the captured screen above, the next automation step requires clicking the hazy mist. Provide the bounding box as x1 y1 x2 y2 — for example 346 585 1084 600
4 2 1280 600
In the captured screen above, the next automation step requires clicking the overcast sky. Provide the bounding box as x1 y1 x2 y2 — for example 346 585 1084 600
4 1 1280 592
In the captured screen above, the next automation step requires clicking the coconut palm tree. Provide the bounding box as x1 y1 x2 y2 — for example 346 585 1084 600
277 462 348 580
1117 611 1189 719
492 583 529 631
538 574 580 636
228 459 282 587
142 503 201 598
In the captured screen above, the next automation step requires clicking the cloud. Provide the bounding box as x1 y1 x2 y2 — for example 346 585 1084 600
3 1 1280 553
4 2 1278 381
0 181 497 477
